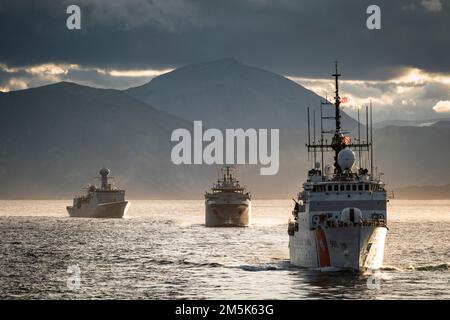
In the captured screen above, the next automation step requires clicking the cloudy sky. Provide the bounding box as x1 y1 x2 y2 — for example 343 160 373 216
1 0 450 121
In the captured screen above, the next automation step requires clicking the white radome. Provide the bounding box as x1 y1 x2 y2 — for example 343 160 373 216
337 148 355 170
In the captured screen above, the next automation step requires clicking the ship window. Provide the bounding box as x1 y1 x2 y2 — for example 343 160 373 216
358 185 363 191
346 185 351 191
340 185 345 191
365 184 369 191
327 185 332 191
352 185 357 191
334 185 338 191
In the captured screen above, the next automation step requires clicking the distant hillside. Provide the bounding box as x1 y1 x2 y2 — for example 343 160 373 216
394 185 450 200
374 125 450 187
373 118 450 129
126 58 358 132
432 120 450 128
2 59 450 199
127 58 450 190
0 82 212 199
126 58 361 197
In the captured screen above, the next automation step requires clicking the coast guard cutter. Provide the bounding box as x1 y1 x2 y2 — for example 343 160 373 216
288 64 388 271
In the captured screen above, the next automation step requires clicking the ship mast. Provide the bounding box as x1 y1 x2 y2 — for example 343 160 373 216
305 62 371 180
333 61 342 134
331 61 344 174
221 165 236 183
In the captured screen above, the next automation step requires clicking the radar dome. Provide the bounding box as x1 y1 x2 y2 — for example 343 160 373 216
337 148 355 170
99 167 111 176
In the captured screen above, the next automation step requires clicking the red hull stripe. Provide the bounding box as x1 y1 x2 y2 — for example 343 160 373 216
315 228 331 267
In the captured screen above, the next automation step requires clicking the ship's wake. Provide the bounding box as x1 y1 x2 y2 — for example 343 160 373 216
235 262 450 275
381 262 450 272
407 263 450 271
237 261 292 272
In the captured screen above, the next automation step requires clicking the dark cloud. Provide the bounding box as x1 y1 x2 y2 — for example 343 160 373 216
0 0 449 80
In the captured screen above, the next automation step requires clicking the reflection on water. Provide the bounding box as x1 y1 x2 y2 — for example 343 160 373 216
0 200 448 299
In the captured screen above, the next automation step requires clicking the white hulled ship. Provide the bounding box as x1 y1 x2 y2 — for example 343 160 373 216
205 165 251 227
288 64 388 271
67 167 130 218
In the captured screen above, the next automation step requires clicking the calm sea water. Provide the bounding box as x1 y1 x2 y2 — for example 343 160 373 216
0 199 448 299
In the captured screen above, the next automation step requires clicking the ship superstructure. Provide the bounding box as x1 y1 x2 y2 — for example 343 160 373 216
67 167 130 218
288 64 388 271
205 165 251 227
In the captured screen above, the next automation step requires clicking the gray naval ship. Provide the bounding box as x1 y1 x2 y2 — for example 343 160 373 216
288 63 388 271
205 166 251 227
67 168 130 218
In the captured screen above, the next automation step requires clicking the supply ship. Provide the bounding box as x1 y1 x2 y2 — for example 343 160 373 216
205 165 251 227
67 167 130 218
288 64 388 271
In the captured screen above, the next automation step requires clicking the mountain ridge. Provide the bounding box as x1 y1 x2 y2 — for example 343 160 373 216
1 59 450 198
126 58 358 132
0 81 215 199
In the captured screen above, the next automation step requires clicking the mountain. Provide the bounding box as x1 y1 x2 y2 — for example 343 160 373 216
1 59 360 199
0 82 212 199
432 120 450 128
373 125 450 188
373 118 450 129
126 58 361 197
126 58 357 132
2 60 450 199
127 58 450 192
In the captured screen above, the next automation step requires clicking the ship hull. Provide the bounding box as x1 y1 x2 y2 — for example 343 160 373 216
67 201 130 218
289 224 387 271
205 200 251 227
